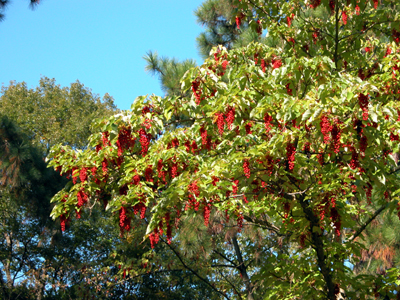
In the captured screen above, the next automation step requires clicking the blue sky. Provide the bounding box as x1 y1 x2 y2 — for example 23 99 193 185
0 0 205 110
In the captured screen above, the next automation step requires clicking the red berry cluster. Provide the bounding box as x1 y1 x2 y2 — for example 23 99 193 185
119 207 131 236
191 79 202 105
358 93 369 121
138 128 151 156
184 140 191 152
245 122 253 135
287 14 294 27
157 159 166 183
225 106 235 130
102 158 108 176
272 57 282 69
142 105 151 115
203 200 212 227
133 196 146 219
79 167 88 183
320 115 333 144
221 60 229 71
390 132 400 141
243 160 251 178
171 160 178 178
102 131 111 147
232 179 239 194
236 16 241 29
60 214 68 232
302 142 311 153
132 174 140 185
264 113 273 133
211 176 220 186
312 31 319 44
384 47 392 58
149 227 160 249
342 11 348 25
350 150 359 170
256 20 262 35
355 5 360 15
191 140 198 154
91 166 97 177
200 125 208 146
145 166 153 182
187 181 200 211
286 142 296 171
309 0 321 9
261 59 266 73
77 188 88 208
329 0 335 13
117 127 135 157
216 113 225 135
373 0 378 9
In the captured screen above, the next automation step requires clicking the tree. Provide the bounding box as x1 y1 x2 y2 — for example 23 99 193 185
0 79 119 299
0 77 117 153
49 0 400 299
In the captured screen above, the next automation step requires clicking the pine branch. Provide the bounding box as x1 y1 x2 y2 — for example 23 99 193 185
160 236 231 300
348 203 387 242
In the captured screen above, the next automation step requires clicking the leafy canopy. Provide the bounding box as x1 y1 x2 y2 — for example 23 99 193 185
48 0 400 298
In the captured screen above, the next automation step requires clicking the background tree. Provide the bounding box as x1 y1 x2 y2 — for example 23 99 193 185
0 78 120 299
0 77 117 154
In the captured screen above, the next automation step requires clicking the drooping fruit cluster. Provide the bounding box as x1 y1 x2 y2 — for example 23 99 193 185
286 142 296 171
350 149 359 170
225 106 235 130
216 113 225 135
320 115 333 144
264 113 273 133
117 126 135 157
119 207 131 236
138 128 151 156
191 79 202 104
203 200 212 227
79 167 88 183
187 181 200 211
243 160 251 178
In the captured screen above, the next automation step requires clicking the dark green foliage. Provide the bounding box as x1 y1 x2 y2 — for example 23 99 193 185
195 0 245 58
143 51 197 97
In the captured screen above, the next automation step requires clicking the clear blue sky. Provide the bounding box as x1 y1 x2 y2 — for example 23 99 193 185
0 0 205 110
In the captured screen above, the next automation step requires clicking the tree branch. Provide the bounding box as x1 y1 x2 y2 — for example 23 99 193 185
160 237 230 300
348 203 387 242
